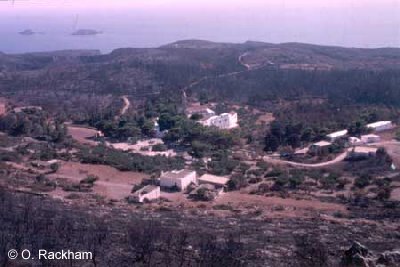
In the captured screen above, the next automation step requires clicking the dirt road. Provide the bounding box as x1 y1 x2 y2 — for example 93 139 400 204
264 150 349 168
238 52 251 70
120 95 130 116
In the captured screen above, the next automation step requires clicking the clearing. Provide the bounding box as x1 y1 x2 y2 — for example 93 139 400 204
67 125 99 146
47 161 148 200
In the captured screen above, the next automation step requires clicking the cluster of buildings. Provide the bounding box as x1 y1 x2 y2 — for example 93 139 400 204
131 169 230 203
308 121 394 156
186 106 238 129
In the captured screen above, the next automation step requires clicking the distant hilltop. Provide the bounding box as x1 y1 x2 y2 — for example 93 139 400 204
72 29 102 36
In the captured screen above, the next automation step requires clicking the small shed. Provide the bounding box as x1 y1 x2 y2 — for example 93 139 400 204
309 141 332 155
198 174 230 188
189 184 224 201
131 185 160 203
361 134 381 144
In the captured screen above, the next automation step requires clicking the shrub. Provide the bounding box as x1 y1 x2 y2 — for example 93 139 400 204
80 175 99 185
265 168 282 178
256 161 269 171
376 186 392 200
152 144 168 152
354 174 371 189
227 174 247 190
212 204 233 211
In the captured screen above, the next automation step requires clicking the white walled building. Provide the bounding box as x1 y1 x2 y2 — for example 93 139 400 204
367 121 393 132
131 185 160 203
361 134 381 144
327 130 348 141
160 170 197 191
201 112 238 129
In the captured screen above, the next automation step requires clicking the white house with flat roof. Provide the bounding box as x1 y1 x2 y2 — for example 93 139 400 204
327 130 348 141
201 112 238 129
160 170 197 191
367 121 393 132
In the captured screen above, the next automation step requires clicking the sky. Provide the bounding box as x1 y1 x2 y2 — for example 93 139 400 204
0 0 399 52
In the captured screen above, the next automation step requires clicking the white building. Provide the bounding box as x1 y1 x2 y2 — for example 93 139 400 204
160 169 197 191
201 112 238 129
361 134 381 144
131 185 160 203
198 174 230 188
327 130 348 141
13 106 42 113
367 121 393 132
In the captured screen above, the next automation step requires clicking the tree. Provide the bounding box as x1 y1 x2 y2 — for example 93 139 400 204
264 134 280 152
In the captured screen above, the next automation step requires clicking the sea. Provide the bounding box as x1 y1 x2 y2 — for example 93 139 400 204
1 4 398 55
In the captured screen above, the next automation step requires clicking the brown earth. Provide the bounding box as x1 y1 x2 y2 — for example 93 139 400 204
67 125 99 145
47 161 148 200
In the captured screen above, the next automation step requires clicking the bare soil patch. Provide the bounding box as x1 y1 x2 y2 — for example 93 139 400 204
214 191 347 217
48 161 148 200
68 126 99 146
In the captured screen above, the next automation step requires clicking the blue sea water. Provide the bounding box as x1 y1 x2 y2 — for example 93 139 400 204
1 3 399 54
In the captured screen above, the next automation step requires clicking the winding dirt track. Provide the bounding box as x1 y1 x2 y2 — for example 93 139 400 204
263 151 349 168
120 95 130 116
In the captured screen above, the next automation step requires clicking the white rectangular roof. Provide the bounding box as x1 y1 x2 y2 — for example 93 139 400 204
198 174 229 186
312 141 332 147
161 169 195 179
361 134 380 138
327 130 348 138
367 121 392 128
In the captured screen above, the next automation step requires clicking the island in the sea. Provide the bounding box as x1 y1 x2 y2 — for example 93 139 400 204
19 29 35 35
72 29 102 36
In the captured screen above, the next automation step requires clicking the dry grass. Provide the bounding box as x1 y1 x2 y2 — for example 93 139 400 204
68 126 99 145
48 161 148 200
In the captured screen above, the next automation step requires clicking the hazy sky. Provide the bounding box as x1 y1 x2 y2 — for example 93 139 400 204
0 0 399 52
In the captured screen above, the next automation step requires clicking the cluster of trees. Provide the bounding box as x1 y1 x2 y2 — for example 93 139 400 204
198 68 400 108
78 145 184 174
264 121 319 152
93 116 156 141
162 117 238 158
0 108 67 143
